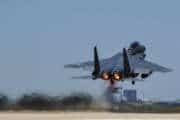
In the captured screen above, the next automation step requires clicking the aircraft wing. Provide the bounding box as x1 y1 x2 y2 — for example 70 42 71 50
132 59 172 73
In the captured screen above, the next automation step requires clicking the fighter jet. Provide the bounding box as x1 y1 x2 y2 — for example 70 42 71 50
64 42 172 85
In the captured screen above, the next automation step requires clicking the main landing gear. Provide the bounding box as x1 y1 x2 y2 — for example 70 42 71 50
132 81 135 85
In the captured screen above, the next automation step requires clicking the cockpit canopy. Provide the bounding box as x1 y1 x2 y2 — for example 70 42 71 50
128 41 146 58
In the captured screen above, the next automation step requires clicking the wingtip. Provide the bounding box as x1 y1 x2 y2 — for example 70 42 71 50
161 67 173 73
166 68 173 72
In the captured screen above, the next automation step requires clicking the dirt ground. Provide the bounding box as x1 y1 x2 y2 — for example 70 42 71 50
0 112 180 120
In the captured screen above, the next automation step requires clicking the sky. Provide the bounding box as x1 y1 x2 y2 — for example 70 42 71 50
0 0 179 100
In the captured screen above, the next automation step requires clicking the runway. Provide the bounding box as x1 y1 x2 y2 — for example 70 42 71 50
0 112 179 120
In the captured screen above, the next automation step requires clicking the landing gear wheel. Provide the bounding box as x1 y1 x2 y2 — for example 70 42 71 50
132 81 135 85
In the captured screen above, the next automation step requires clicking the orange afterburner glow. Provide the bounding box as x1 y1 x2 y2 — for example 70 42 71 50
112 71 122 81
101 71 110 80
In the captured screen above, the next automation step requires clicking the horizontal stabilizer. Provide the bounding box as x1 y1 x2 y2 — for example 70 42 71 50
71 75 92 79
125 78 144 81
64 64 81 68
132 78 144 81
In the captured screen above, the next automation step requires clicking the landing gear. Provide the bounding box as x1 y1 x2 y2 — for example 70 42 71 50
110 79 115 86
132 81 135 85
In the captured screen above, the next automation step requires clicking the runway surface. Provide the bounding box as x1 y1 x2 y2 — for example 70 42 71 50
0 112 180 120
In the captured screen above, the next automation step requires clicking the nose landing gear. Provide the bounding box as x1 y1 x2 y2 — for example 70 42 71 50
132 81 135 85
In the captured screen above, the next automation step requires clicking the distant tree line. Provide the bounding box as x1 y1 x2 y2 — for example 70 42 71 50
1 92 180 113
0 94 8 110
0 92 93 111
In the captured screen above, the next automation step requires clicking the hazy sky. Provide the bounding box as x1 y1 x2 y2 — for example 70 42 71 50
0 0 179 100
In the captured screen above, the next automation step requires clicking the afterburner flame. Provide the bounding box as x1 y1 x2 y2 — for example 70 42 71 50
101 71 110 80
112 71 122 81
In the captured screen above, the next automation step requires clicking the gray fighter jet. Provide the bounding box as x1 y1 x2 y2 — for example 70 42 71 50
64 42 172 85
